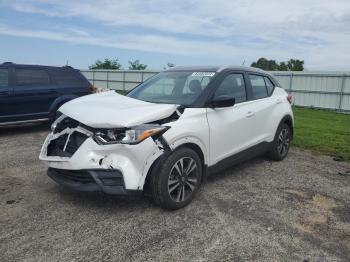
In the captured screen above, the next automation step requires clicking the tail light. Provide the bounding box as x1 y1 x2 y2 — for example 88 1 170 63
287 93 293 104
88 83 94 93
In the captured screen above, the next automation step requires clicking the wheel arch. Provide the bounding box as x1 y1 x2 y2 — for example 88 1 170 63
143 141 208 192
279 114 294 139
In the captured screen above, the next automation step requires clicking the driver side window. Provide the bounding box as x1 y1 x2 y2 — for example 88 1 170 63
214 73 246 103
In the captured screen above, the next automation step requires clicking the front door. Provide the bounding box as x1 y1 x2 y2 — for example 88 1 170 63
206 72 257 165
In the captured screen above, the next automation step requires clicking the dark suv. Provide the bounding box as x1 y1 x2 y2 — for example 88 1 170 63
0 62 92 125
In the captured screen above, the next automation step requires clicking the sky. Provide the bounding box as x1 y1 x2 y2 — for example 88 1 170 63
1 0 350 71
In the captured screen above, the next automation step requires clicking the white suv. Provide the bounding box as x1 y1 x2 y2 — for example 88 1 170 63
40 66 293 209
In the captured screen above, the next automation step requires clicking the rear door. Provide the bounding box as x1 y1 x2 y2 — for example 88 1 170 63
12 67 59 120
0 67 14 122
206 72 257 165
245 73 276 143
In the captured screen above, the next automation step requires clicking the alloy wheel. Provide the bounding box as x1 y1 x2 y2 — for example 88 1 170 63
277 128 290 157
168 157 198 202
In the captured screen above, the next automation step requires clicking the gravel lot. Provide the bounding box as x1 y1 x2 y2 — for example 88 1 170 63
1 124 350 261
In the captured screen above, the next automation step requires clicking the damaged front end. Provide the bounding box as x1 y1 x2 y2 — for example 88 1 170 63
93 124 170 146
39 110 180 195
43 115 92 159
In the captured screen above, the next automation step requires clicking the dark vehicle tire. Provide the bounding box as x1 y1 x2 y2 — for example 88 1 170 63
150 147 202 210
268 123 291 161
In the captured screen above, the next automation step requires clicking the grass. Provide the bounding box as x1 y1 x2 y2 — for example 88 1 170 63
293 107 350 161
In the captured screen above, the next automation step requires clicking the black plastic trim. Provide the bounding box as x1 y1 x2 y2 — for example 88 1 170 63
47 168 142 195
207 142 273 175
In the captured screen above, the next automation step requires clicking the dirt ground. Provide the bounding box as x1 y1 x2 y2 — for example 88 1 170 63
1 124 350 261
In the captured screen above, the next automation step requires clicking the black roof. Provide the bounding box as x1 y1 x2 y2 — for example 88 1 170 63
0 62 75 70
167 65 269 74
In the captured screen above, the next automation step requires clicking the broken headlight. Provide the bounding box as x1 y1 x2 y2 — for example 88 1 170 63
93 124 169 145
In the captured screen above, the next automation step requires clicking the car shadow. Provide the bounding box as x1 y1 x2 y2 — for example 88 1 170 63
53 186 156 210
0 122 50 137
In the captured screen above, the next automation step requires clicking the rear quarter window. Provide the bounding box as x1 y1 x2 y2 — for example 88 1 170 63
49 69 84 86
264 77 275 95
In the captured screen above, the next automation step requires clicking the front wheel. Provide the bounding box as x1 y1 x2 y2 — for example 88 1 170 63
268 123 291 161
150 147 202 210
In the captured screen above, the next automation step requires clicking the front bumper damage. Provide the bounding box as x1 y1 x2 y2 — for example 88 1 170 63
47 168 141 195
40 119 168 195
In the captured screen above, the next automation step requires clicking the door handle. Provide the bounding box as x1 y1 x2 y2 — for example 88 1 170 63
276 98 282 104
246 111 255 118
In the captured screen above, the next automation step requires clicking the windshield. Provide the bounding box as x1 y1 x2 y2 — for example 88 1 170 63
127 71 215 106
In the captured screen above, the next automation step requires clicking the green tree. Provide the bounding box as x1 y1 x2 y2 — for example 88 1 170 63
287 59 304 71
278 62 289 71
251 57 279 71
89 58 122 70
128 59 147 70
251 57 304 71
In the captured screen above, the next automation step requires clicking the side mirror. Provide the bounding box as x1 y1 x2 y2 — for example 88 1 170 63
210 96 235 108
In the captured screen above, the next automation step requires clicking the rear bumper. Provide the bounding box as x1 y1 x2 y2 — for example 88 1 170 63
47 168 142 195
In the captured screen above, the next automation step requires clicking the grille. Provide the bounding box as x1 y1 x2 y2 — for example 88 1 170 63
48 168 125 186
54 117 79 134
51 169 95 184
47 131 88 157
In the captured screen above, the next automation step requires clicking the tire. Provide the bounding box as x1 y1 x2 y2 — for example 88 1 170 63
268 123 292 161
150 147 202 210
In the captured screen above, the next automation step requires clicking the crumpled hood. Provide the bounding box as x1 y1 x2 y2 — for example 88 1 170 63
59 91 178 128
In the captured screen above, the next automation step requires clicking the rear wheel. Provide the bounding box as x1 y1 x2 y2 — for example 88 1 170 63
150 147 202 210
268 123 291 161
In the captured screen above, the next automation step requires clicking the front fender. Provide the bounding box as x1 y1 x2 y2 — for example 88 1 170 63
167 135 209 165
137 135 209 190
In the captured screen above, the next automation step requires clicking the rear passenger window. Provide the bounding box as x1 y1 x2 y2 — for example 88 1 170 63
16 69 50 86
264 77 275 95
50 69 83 86
249 75 268 99
0 69 8 87
214 74 246 103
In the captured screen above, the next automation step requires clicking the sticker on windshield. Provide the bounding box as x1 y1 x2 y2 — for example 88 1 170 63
191 72 215 77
